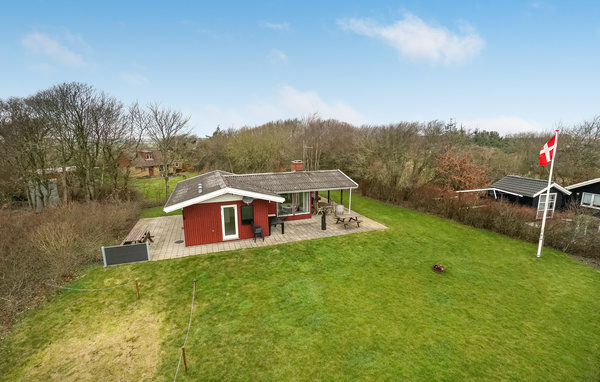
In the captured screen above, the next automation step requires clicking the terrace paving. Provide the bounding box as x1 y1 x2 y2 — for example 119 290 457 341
126 210 387 261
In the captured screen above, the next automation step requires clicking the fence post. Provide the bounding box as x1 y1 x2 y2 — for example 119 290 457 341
135 279 140 300
181 346 188 372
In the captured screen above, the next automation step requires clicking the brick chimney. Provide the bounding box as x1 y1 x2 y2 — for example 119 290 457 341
291 160 304 172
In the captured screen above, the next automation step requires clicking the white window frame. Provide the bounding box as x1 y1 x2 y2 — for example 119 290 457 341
294 192 311 215
581 192 600 210
277 193 294 216
221 204 239 241
145 152 153 160
537 193 557 219
277 192 311 217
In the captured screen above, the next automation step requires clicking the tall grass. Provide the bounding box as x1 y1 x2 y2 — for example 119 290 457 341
0 201 140 336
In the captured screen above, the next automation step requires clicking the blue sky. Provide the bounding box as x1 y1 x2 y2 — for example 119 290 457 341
1 0 599 136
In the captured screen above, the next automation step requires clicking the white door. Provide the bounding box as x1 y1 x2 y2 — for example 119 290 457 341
221 205 239 240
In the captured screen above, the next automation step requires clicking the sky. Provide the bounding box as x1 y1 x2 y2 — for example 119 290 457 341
1 0 599 136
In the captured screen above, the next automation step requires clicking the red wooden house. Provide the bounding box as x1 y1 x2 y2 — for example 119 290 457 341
163 164 358 246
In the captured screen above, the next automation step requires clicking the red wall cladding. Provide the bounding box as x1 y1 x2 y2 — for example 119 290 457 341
267 201 277 215
182 199 270 246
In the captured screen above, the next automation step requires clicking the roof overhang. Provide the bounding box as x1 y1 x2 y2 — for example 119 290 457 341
277 186 358 193
163 187 285 213
338 169 360 188
533 183 572 197
456 188 524 197
566 178 600 190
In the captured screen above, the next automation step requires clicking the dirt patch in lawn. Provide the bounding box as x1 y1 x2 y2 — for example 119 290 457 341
18 308 164 382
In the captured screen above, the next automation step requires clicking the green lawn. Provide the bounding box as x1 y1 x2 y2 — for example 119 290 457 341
1 194 599 381
130 173 197 218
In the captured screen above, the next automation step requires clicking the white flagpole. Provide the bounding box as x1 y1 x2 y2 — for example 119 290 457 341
536 129 559 258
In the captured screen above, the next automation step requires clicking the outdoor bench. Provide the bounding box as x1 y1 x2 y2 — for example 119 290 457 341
122 227 154 245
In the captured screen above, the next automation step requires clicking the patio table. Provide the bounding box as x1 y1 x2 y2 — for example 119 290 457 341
334 214 363 228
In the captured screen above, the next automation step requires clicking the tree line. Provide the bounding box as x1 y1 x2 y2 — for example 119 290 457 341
1 82 599 209
194 115 600 204
0 82 190 209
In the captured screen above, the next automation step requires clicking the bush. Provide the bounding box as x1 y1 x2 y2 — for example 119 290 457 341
360 185 600 261
0 201 140 336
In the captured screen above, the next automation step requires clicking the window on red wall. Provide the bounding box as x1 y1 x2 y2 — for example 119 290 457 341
277 192 310 216
294 192 310 213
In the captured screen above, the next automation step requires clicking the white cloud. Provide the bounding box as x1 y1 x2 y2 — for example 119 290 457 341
460 116 543 135
202 104 247 128
338 13 484 64
190 86 366 135
62 30 94 53
261 21 290 31
247 103 282 119
120 71 149 86
276 85 366 125
21 32 87 68
267 49 287 64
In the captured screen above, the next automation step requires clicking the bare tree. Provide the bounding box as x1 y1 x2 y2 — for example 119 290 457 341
31 83 126 202
117 102 150 197
0 97 53 210
146 103 190 198
30 86 75 203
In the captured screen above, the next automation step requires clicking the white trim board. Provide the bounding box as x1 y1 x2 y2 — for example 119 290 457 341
278 187 358 193
164 187 285 213
456 188 524 197
566 178 600 190
202 193 244 203
533 183 571 197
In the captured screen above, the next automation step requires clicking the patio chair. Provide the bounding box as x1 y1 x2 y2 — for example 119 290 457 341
251 224 264 242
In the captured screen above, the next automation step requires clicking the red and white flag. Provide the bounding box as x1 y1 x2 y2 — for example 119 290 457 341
539 135 556 166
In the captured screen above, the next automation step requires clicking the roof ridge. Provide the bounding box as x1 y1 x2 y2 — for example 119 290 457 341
505 174 545 181
225 169 340 177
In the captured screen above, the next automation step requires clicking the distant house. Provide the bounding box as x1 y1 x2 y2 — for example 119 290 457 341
458 175 571 218
566 178 600 212
163 162 358 246
121 150 188 177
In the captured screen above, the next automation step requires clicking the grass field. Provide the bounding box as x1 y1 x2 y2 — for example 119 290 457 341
130 173 197 218
1 193 599 381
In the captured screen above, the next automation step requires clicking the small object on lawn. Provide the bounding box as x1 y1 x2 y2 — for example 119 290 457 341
181 346 188 372
432 264 446 273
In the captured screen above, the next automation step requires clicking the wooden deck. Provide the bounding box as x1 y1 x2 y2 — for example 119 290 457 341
124 212 387 261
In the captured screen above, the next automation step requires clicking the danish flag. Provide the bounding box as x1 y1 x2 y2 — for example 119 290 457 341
539 135 556 166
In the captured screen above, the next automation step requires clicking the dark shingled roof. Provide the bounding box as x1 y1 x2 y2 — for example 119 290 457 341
228 170 358 193
164 169 358 210
490 175 567 197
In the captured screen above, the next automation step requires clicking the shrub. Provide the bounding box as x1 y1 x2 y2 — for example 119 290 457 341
0 201 140 336
359 184 600 261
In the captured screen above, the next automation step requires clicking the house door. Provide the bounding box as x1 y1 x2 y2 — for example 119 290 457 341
221 205 239 240
148 167 154 177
